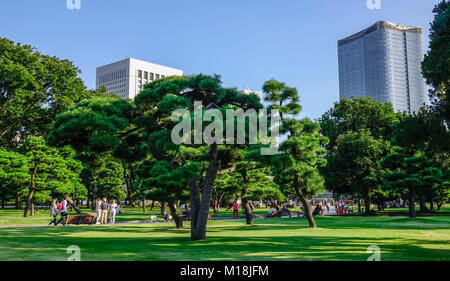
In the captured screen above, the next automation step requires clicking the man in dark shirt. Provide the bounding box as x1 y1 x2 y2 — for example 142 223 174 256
100 198 109 224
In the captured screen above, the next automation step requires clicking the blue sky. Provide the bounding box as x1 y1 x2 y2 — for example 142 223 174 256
0 0 438 118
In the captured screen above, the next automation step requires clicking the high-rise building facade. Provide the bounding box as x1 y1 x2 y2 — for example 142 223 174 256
338 21 427 114
96 57 183 99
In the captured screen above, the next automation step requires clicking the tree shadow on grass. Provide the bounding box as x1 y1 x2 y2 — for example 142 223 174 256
1 233 449 261
302 216 450 230
1 216 450 261
200 217 450 232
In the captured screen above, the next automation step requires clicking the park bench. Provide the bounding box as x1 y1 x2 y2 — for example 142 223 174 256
66 214 96 225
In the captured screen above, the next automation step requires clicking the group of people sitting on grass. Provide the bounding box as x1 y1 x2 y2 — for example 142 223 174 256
312 203 324 216
181 203 191 218
335 200 352 215
95 198 120 224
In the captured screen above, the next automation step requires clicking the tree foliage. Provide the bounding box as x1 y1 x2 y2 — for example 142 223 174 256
383 150 445 218
251 80 327 228
0 149 29 208
0 37 89 147
324 129 390 214
0 137 86 216
320 97 399 215
422 0 450 124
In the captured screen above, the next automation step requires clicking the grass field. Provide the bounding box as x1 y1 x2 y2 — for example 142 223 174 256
0 206 282 226
0 215 449 261
1 205 448 226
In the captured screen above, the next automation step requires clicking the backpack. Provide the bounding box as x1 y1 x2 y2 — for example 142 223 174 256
58 201 64 210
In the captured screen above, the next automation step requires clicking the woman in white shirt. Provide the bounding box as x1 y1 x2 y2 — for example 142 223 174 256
48 198 58 226
95 198 102 224
109 200 118 224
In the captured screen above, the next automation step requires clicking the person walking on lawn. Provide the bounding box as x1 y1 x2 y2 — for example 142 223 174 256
48 198 59 226
55 195 68 226
100 198 109 224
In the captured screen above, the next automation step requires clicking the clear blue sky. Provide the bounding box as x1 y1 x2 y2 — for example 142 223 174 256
0 0 438 118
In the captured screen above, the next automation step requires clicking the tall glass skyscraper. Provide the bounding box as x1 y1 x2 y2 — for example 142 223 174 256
338 21 428 114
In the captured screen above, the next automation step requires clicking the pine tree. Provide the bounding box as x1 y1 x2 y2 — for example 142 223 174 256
258 79 328 228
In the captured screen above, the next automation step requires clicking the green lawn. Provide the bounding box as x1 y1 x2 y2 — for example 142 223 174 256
0 215 449 261
2 205 447 226
0 206 282 226
0 207 172 226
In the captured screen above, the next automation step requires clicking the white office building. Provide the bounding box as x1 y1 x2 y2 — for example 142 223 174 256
238 88 263 101
96 57 183 99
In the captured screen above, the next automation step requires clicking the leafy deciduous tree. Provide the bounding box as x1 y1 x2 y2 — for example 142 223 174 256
0 37 89 147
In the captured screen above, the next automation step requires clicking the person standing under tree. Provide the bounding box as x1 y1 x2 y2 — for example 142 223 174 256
232 201 239 219
95 198 102 224
109 200 118 224
100 198 109 224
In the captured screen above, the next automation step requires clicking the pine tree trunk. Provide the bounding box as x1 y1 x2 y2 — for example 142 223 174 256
24 166 38 217
419 194 428 213
1 197 4 209
241 169 253 225
168 203 183 229
242 198 253 225
24 188 34 217
357 193 361 213
298 192 316 228
90 168 98 210
15 196 19 209
65 197 83 214
190 144 219 241
363 190 373 215
150 200 155 210
124 164 137 207
294 176 316 228
408 189 416 218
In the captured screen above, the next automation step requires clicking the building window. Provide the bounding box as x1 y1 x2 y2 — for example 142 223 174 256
138 70 142 78
155 74 160 79
150 73 154 80
144 71 148 79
